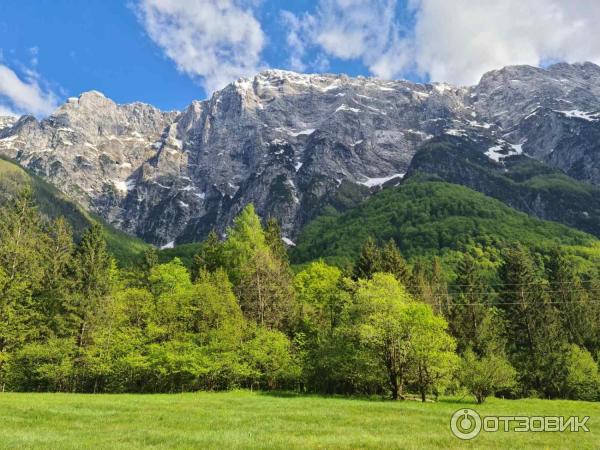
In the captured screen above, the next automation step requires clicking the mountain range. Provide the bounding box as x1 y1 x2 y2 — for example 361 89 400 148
2 62 600 249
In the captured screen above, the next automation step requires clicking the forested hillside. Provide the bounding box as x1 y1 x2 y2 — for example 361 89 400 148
291 179 598 267
0 157 147 265
406 137 600 238
1 189 599 403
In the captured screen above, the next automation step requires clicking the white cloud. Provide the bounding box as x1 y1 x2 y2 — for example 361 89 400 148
0 64 58 117
283 0 600 86
408 0 600 85
282 0 411 79
134 0 266 93
312 0 397 61
280 10 309 72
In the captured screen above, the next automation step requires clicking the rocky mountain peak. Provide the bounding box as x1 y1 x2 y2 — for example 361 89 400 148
1 62 600 246
0 116 16 134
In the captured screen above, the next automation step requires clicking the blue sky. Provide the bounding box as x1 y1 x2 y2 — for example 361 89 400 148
0 0 599 116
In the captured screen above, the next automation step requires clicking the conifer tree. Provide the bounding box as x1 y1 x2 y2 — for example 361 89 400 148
73 224 113 348
237 248 294 330
408 258 433 305
498 244 567 397
380 239 410 285
40 217 75 337
222 204 268 285
191 230 223 279
352 237 382 280
264 217 288 263
429 258 449 316
546 247 593 349
0 189 51 374
142 247 158 274
450 253 504 355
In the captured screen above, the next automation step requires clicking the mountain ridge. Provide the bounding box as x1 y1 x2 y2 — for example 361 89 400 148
2 62 600 246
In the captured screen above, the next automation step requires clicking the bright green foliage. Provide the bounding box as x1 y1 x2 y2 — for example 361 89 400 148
192 269 245 351
295 261 349 332
1 189 599 404
561 344 600 401
0 157 148 267
403 302 458 402
355 273 458 401
355 273 414 400
222 204 268 284
449 253 506 356
459 349 517 403
293 264 372 395
218 205 296 330
292 181 596 266
242 326 300 389
148 258 192 297
6 338 76 392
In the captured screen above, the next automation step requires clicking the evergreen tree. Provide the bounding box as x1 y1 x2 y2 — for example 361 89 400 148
408 258 433 304
237 248 294 330
40 217 76 338
450 253 504 356
73 224 113 348
546 247 593 349
379 239 410 284
498 244 567 397
264 217 288 263
0 188 49 298
0 189 50 373
352 238 382 280
140 247 158 285
429 258 449 316
191 230 223 280
222 204 268 285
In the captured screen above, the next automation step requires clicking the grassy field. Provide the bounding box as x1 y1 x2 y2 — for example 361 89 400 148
0 391 598 449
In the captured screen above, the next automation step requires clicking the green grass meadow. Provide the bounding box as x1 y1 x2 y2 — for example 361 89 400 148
0 391 598 449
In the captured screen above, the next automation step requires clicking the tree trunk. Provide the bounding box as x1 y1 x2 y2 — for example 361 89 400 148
390 373 399 400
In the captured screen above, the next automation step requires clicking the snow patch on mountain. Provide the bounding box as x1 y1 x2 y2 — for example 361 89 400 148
359 174 405 187
556 110 600 121
485 142 524 162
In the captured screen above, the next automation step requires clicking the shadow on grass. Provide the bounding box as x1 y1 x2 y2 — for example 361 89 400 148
256 390 479 405
256 390 390 402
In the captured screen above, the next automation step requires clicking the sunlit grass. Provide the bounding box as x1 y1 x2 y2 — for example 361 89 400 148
0 391 597 449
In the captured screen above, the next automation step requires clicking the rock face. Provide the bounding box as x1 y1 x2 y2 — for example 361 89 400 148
0 116 16 133
1 63 600 245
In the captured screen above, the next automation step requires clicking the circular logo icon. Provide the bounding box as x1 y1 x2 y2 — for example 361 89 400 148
450 408 482 440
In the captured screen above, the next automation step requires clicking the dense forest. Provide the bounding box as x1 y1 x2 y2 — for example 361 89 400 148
291 180 599 267
1 188 600 403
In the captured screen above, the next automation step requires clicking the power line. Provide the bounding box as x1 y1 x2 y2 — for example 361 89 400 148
447 281 588 287
437 299 600 306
